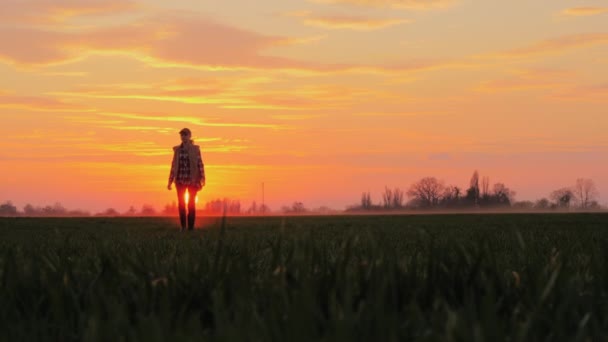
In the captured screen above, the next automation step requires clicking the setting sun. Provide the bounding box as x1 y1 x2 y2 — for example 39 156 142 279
184 191 199 206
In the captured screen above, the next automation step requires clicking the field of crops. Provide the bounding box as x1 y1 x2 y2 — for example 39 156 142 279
1 214 607 341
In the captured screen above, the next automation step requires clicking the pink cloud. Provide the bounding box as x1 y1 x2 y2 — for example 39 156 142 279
0 28 73 65
0 14 343 71
0 92 85 111
0 10 467 74
1 0 139 25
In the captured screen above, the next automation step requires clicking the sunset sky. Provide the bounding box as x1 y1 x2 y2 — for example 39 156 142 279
1 0 607 213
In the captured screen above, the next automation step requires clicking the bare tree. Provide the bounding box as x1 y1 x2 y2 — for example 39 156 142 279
550 188 574 209
441 185 462 207
248 201 258 214
407 177 445 208
466 170 480 205
361 192 372 210
393 188 404 208
481 176 490 199
292 202 306 213
382 186 393 209
492 183 515 205
573 178 599 209
41 203 67 216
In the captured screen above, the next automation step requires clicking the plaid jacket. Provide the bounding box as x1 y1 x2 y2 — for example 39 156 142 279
169 144 205 186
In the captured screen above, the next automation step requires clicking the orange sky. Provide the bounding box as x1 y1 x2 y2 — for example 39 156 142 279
1 0 607 213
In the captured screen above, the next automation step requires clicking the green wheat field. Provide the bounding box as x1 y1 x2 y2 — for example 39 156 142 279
1 214 607 341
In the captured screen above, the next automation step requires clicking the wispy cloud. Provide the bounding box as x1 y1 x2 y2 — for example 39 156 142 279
0 7 472 76
309 0 454 10
95 112 286 130
551 83 608 102
50 76 411 111
561 7 608 17
0 92 87 111
284 8 411 31
0 0 139 25
475 69 573 93
274 34 328 46
303 15 410 30
483 33 608 59
0 14 350 73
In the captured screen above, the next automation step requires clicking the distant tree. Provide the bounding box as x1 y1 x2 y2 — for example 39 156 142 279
141 205 156 216
465 170 480 205
125 206 138 216
392 188 404 209
292 202 306 213
23 204 37 216
100 208 120 217
282 202 307 213
407 177 445 208
534 198 550 210
512 201 534 210
361 192 372 210
314 206 333 214
228 200 241 214
39 203 67 216
573 178 599 209
491 183 515 206
550 188 574 209
481 176 490 199
259 204 271 214
164 202 178 215
0 201 18 216
382 187 393 209
204 198 241 214
68 209 91 217
441 185 462 207
248 201 258 214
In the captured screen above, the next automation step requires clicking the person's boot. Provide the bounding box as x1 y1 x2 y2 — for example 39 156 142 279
187 210 195 231
179 208 187 232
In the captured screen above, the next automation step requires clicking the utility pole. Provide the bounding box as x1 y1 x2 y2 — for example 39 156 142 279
262 182 265 215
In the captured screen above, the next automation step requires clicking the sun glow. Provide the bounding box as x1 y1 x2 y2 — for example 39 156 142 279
184 190 199 206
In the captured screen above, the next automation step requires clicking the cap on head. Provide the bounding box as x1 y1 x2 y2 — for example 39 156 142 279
179 128 191 136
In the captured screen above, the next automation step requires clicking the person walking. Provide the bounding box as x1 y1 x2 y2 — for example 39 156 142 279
167 128 205 231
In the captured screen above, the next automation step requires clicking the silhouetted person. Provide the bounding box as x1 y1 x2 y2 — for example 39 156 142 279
168 128 205 231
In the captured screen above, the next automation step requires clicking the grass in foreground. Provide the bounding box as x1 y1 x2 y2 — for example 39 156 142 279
0 214 607 341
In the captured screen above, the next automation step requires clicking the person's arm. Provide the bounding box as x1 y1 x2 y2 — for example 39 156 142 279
168 150 177 189
197 149 205 186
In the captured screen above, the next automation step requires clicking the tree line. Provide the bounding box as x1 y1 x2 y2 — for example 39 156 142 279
1 172 602 217
0 199 270 217
353 170 601 211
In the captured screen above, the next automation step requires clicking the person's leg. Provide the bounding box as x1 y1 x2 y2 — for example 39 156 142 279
176 184 187 230
187 186 198 230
